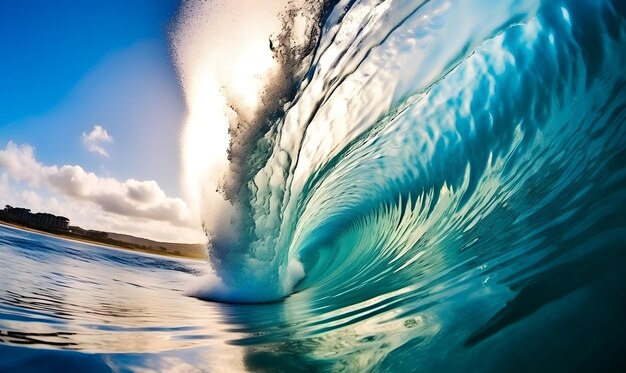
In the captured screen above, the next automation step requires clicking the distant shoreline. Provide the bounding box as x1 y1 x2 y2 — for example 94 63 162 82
0 220 206 261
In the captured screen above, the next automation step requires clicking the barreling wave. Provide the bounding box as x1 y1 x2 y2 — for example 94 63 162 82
180 0 626 308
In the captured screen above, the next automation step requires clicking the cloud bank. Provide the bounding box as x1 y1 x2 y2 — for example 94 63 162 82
0 141 205 243
82 125 113 157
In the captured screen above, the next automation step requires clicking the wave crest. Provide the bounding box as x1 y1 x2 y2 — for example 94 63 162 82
176 0 626 303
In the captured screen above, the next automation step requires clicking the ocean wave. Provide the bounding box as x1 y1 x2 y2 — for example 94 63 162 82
181 0 626 316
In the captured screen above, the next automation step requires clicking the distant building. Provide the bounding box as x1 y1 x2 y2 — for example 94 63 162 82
1 205 69 230
32 213 70 230
9 207 32 222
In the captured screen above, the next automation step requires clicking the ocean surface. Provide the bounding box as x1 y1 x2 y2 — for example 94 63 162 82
1 220 624 373
3 0 626 371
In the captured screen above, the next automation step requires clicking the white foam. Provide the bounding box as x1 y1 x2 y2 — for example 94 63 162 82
172 0 290 240
185 257 305 303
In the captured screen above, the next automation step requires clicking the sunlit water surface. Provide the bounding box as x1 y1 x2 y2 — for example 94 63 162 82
1 222 625 372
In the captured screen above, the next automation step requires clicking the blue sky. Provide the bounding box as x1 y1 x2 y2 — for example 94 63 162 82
0 1 206 242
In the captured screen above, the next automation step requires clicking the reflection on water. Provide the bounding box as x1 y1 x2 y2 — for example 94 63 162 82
0 224 449 371
2 219 626 372
0 224 247 371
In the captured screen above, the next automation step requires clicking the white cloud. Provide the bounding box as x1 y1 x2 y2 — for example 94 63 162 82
0 172 10 201
82 125 113 157
0 142 47 186
0 141 205 243
20 190 43 208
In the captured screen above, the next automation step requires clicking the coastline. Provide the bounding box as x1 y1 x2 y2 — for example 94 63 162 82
0 220 206 261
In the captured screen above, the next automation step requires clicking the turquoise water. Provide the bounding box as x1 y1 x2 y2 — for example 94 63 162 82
193 0 626 304
2 0 626 371
1 220 624 372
